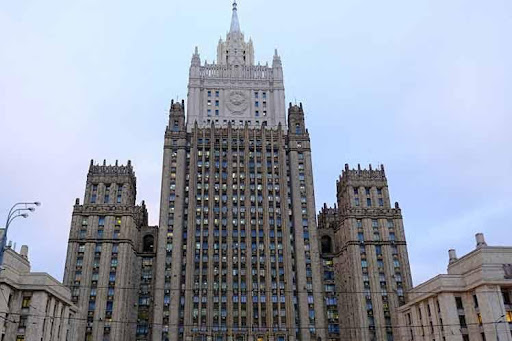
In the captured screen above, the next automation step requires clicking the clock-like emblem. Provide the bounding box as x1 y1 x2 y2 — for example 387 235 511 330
226 90 248 115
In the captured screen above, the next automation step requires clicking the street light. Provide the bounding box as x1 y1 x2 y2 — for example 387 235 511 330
0 202 41 269
494 314 505 341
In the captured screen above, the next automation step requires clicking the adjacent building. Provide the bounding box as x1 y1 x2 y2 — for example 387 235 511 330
319 164 413 341
0 240 77 341
397 233 512 341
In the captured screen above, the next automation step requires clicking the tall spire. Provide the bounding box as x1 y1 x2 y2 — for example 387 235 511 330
230 0 241 33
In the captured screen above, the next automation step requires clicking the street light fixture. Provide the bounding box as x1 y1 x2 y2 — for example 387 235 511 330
0 202 41 269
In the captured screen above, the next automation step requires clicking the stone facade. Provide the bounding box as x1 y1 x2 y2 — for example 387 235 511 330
152 99 327 341
63 161 156 341
397 234 512 341
185 2 286 130
319 164 413 341
317 204 341 341
61 3 404 341
150 3 326 341
0 242 77 341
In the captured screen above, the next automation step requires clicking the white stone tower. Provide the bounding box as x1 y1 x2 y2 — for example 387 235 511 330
186 1 286 130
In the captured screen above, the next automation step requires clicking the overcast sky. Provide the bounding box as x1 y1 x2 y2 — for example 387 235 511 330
1 0 511 286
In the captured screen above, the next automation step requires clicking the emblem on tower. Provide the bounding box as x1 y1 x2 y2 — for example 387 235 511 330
226 90 248 114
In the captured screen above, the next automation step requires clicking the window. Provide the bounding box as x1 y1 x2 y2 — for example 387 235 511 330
21 296 31 308
455 297 464 310
91 194 96 203
98 216 105 227
255 101 259 107
208 91 212 97
295 123 301 134
321 236 333 254
503 291 511 305
215 91 219 97
18 316 27 327
458 315 467 328
143 235 154 253
262 92 266 99
366 198 372 206
116 184 122 203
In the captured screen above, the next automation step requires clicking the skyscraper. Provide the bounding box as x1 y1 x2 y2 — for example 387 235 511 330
152 2 326 340
64 2 328 341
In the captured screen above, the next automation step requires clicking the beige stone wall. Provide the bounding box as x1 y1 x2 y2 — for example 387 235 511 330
398 237 512 341
0 248 77 341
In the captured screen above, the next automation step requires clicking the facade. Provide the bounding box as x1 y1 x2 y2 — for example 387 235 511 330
64 2 328 341
0 241 77 341
317 204 341 341
320 164 413 341
397 233 512 341
153 3 328 336
63 160 157 341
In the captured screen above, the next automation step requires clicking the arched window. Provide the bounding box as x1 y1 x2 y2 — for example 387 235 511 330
295 123 301 134
143 235 154 253
321 235 333 254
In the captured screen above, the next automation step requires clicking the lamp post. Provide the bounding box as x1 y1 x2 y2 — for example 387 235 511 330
494 314 505 341
0 202 40 268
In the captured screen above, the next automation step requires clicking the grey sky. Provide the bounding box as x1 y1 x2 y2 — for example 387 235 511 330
1 0 511 286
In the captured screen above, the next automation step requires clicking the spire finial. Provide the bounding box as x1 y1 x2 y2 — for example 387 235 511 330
230 0 241 33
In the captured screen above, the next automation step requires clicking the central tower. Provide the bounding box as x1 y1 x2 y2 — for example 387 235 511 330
186 1 286 130
153 2 326 341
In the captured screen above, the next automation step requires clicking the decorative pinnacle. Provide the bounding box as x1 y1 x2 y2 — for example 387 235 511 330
230 0 241 33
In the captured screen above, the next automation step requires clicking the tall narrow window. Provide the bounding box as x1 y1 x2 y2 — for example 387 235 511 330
116 184 122 203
